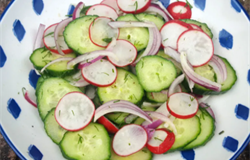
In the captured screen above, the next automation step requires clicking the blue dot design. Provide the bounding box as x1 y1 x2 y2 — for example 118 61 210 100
0 45 7 68
28 145 43 160
194 0 206 11
223 136 239 152
235 104 249 120
219 29 233 50
7 98 21 119
12 20 26 42
159 0 170 8
68 5 75 17
33 0 44 15
247 69 250 85
29 69 41 89
181 149 195 160
231 0 241 13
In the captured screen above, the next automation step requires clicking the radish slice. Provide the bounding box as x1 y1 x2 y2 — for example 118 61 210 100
167 93 199 119
164 46 180 63
41 57 74 73
94 100 153 123
190 24 203 31
145 4 170 22
107 40 137 67
108 21 155 28
147 129 175 154
97 116 119 134
43 23 73 54
86 4 118 20
22 87 37 108
101 0 122 14
167 1 192 20
160 20 191 49
72 2 85 20
208 55 227 84
33 24 45 51
180 52 221 91
168 74 185 96
112 124 148 156
55 92 95 131
89 17 119 48
117 0 151 14
177 30 214 67
81 59 117 87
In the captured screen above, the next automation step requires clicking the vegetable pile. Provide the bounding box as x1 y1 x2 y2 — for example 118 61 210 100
25 0 237 159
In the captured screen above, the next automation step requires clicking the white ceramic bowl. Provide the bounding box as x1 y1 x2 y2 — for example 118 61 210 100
0 0 249 160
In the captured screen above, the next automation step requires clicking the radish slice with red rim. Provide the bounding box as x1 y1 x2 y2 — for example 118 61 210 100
101 0 122 14
177 30 214 67
167 92 199 119
81 59 117 87
167 1 192 20
72 2 85 20
33 24 45 51
117 0 151 14
86 4 118 20
160 20 192 49
146 129 175 154
145 4 170 22
107 40 137 67
190 24 203 31
168 74 185 96
89 17 119 48
55 92 95 131
112 124 148 156
97 116 119 134
43 23 72 54
164 46 180 63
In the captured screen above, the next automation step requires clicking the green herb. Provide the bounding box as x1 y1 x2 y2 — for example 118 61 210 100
124 73 131 83
44 32 54 38
185 0 193 9
71 110 75 116
100 59 103 62
114 113 122 121
188 104 191 107
219 130 224 135
134 40 143 47
102 72 109 76
41 46 48 53
92 135 96 138
78 134 83 144
102 37 113 43
65 14 72 17
190 96 195 101
128 143 131 146
142 149 147 153
113 100 120 103
42 60 52 65
94 125 99 131
163 38 168 41
42 51 52 59
154 137 163 141
127 34 131 39
156 73 161 81
112 69 114 73
59 110 61 116
161 62 163 66
128 95 133 100
21 87 26 97
141 61 144 69
134 1 138 13
133 94 137 100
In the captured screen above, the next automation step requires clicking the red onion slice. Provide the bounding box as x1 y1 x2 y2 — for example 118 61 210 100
180 52 221 92
145 128 155 142
41 57 73 73
94 100 153 123
152 1 173 20
142 119 163 129
72 2 85 20
54 18 72 55
168 74 185 96
108 21 155 28
78 56 105 69
164 47 180 63
199 102 215 120
208 55 227 84
145 4 170 22
22 88 37 108
33 24 45 51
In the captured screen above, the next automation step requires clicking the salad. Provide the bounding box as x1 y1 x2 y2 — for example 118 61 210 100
24 0 238 159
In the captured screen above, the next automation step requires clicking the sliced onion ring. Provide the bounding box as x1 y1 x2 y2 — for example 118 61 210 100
54 18 72 55
208 55 227 84
142 119 163 129
145 4 170 22
41 57 73 73
33 24 45 51
180 52 221 92
94 100 153 123
78 56 105 69
22 87 37 108
152 1 173 19
199 102 215 120
164 47 180 63
73 2 85 20
168 74 185 96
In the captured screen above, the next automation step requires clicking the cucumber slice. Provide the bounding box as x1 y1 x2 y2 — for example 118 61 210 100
146 92 168 103
110 147 152 160
64 15 104 54
135 13 165 30
97 69 144 104
106 113 130 125
37 78 81 120
183 108 215 150
136 55 177 92
180 19 213 39
60 123 111 160
30 48 77 77
44 108 66 144
117 14 149 51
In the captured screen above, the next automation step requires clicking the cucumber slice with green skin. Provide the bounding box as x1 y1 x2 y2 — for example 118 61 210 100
136 55 177 92
97 69 144 104
110 147 152 160
37 78 81 120
44 108 66 144
135 13 165 30
183 108 215 150
116 14 149 51
162 116 201 152
60 123 111 160
146 92 168 103
106 113 130 126
133 107 156 125
30 48 77 77
64 15 104 55
180 19 213 39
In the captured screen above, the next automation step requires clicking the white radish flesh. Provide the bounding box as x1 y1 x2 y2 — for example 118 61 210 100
148 130 168 147
86 4 118 20
117 0 151 13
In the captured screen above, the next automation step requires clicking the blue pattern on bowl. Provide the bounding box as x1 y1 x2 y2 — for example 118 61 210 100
28 145 43 160
12 19 26 42
0 45 7 68
194 0 206 11
219 29 233 50
7 98 21 119
223 136 239 152
68 4 75 17
235 104 249 120
32 0 44 15
29 69 41 89
231 0 241 13
181 149 195 160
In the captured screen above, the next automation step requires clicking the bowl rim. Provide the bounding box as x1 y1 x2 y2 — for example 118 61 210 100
0 0 249 160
